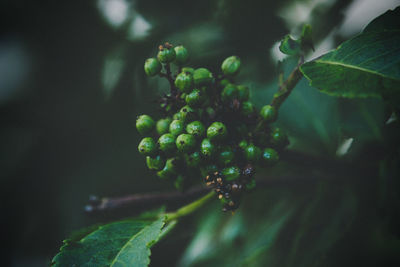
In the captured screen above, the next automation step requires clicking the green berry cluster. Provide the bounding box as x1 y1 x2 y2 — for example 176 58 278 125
138 43 288 211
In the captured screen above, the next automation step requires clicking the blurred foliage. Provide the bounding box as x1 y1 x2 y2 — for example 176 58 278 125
1 0 399 266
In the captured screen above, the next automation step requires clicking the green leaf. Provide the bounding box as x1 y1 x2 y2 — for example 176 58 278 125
279 35 302 56
52 216 168 267
363 6 400 33
300 30 400 98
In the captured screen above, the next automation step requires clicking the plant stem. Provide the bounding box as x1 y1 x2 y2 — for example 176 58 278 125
165 191 215 222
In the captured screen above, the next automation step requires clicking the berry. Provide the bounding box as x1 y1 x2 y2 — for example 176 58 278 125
158 133 176 154
146 155 165 170
144 58 162 77
262 148 279 165
169 120 185 136
241 101 254 116
185 89 204 107
200 138 217 158
238 139 248 150
270 127 289 148
174 45 189 65
219 78 230 87
173 112 182 120
221 56 241 76
244 144 261 163
156 118 172 135
237 85 250 101
180 105 196 122
221 83 238 103
260 105 277 122
186 121 205 138
218 147 235 166
138 137 157 156
175 72 194 93
176 134 196 152
207 122 228 142
193 68 213 87
157 43 176 63
221 166 241 181
136 115 155 135
185 151 202 168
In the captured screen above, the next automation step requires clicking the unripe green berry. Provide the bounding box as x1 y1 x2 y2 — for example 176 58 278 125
270 127 289 148
185 89 205 107
262 148 279 165
176 133 196 152
221 56 241 76
181 67 194 74
186 121 205 138
146 155 165 171
174 45 189 65
158 133 176 154
173 112 182 120
138 137 157 156
260 105 277 122
144 58 162 77
184 151 202 168
180 105 196 122
201 138 217 158
169 120 185 136
221 83 238 103
157 158 178 179
157 46 176 63
219 78 230 88
156 118 172 135
200 164 218 177
193 68 213 87
218 146 235 166
239 140 248 150
136 115 155 135
175 72 194 93
207 122 228 142
244 144 261 163
221 166 241 181
241 101 254 116
237 85 250 101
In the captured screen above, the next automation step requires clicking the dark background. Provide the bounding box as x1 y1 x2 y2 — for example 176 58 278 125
1 0 400 266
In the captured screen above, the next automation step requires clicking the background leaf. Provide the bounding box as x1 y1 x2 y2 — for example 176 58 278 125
52 216 168 267
300 30 400 98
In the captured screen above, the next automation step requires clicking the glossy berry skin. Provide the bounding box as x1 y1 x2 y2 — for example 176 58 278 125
270 128 289 148
157 158 177 179
144 58 162 77
237 85 250 101
176 134 196 152
186 121 205 138
260 105 277 122
241 101 254 116
185 89 204 107
157 47 176 63
138 137 157 156
207 122 228 142
174 45 189 65
175 72 194 93
218 147 235 166
262 148 279 165
146 155 165 170
244 144 261 163
158 133 176 154
180 105 196 122
200 138 217 158
185 151 202 168
169 120 185 136
221 56 241 76
221 83 238 103
156 118 172 135
193 68 213 87
221 166 241 181
136 115 155 135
